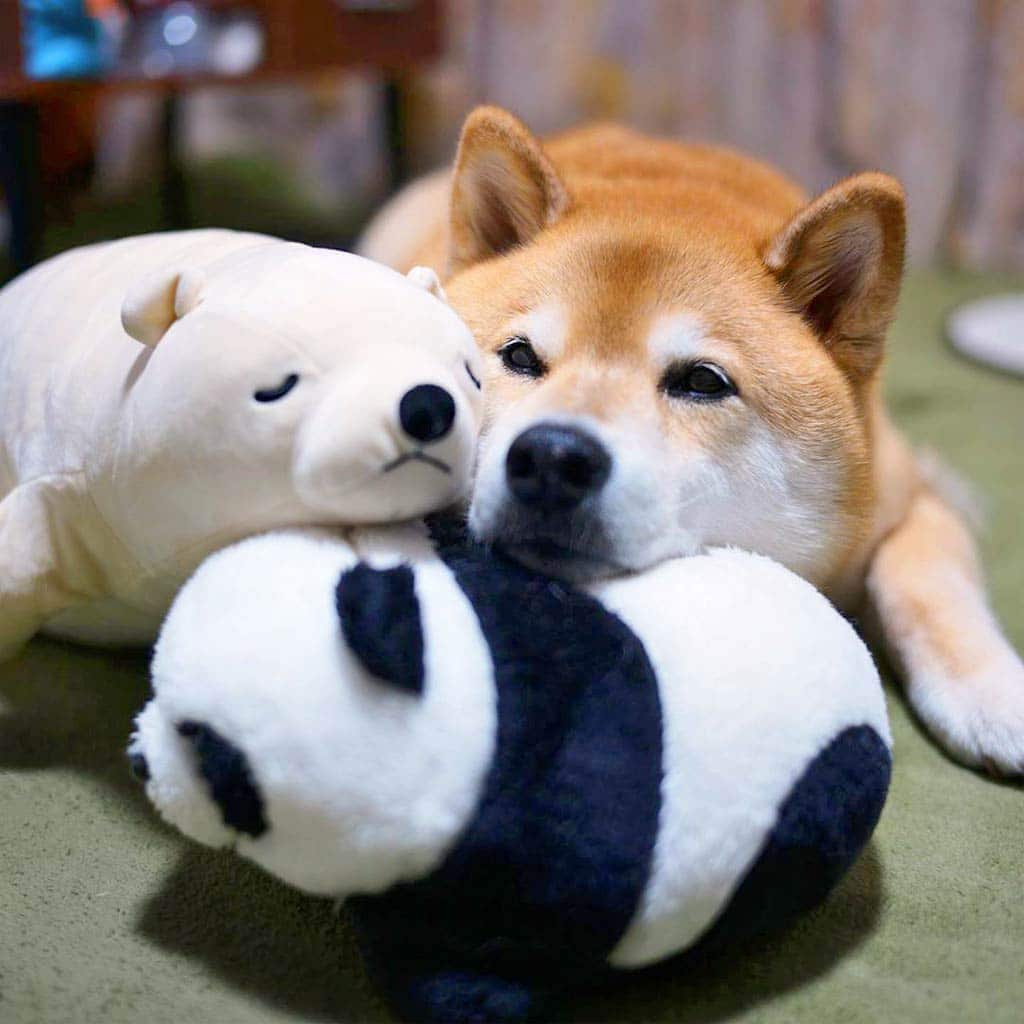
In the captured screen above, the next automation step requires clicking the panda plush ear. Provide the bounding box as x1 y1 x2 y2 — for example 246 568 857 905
336 563 425 695
122 266 206 347
407 265 448 303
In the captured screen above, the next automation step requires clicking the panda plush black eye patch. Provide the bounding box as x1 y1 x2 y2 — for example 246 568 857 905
177 720 268 838
254 373 300 403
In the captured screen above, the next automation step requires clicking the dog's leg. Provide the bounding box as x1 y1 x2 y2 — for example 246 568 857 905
866 487 1024 775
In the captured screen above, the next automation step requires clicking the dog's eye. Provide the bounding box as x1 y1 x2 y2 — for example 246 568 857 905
498 337 545 378
661 362 736 401
465 360 482 390
254 373 300 403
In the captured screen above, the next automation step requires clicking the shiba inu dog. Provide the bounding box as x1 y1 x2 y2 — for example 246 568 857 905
360 106 1024 776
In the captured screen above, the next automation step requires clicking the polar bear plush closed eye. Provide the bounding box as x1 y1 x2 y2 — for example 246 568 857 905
0 230 483 658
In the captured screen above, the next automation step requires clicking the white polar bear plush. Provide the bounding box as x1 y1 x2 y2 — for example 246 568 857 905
0 231 483 659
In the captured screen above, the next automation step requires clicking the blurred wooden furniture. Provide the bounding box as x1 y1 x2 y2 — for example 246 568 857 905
0 0 441 273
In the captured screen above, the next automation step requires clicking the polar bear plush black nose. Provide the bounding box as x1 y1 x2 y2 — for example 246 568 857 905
400 384 456 443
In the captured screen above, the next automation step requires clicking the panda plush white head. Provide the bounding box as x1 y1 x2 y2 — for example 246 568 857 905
131 521 892 1024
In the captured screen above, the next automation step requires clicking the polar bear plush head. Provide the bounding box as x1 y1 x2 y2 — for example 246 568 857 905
114 243 483 572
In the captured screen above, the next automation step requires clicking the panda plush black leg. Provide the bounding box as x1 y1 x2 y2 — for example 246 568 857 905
349 896 561 1024
681 723 892 959
366 957 546 1024
402 969 543 1024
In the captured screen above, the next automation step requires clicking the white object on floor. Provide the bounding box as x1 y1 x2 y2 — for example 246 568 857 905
946 293 1024 377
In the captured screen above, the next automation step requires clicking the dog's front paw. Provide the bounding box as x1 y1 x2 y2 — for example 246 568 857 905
909 650 1024 778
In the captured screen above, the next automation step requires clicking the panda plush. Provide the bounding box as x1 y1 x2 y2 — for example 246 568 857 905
131 519 892 1024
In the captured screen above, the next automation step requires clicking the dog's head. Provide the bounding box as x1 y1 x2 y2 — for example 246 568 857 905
443 108 906 586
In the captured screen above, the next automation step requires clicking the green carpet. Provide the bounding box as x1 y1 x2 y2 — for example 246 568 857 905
1 269 1022 1023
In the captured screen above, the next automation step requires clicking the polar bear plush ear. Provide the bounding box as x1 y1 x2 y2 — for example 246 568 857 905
121 266 206 347
407 265 447 303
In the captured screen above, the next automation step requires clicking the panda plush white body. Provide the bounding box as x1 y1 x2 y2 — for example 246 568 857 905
132 521 892 1023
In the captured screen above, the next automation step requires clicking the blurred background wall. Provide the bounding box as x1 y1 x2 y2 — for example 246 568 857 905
404 0 1024 269
11 0 1024 271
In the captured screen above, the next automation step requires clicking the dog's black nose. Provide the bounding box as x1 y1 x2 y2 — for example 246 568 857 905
506 423 611 511
400 384 456 443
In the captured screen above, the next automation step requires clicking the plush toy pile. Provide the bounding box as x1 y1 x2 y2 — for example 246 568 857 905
2 229 891 1023
133 519 892 1023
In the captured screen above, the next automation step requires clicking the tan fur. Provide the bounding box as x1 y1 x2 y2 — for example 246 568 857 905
360 106 1024 776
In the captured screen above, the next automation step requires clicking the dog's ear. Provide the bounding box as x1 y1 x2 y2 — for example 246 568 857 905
448 106 569 276
765 173 905 381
